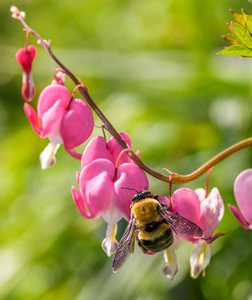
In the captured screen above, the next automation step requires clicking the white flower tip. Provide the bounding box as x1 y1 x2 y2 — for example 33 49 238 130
19 11 26 18
162 263 178 280
37 39 50 47
102 223 118 257
10 6 18 13
39 143 60 169
102 238 118 257
190 263 202 279
10 6 25 19
190 242 211 279
163 248 179 280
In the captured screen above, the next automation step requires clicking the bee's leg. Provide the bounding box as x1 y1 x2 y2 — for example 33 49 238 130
160 202 169 210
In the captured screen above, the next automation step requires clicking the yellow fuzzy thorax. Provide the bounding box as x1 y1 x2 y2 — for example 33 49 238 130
131 198 161 229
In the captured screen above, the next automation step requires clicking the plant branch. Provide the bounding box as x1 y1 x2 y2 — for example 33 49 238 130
11 7 252 185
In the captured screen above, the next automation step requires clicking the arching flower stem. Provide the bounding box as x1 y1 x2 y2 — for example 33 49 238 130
25 30 29 49
11 7 252 185
205 167 214 198
113 148 133 182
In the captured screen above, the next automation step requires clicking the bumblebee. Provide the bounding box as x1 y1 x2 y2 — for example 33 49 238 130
112 190 204 273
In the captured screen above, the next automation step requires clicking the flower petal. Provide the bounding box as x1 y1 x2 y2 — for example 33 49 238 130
114 163 149 220
39 142 60 169
66 148 82 160
76 172 80 185
16 45 36 73
234 168 252 224
107 132 132 165
71 186 91 218
60 99 94 149
37 85 71 119
81 136 114 169
40 99 65 143
21 72 35 101
158 195 170 207
204 231 226 244
194 188 206 202
102 223 118 257
190 242 211 279
78 159 117 221
228 204 249 229
24 103 41 135
51 71 65 85
197 188 224 237
171 188 201 224
162 248 179 280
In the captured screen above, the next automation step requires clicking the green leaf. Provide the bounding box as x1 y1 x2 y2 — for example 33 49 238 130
230 9 246 27
222 34 238 45
218 44 252 57
246 15 252 35
241 9 248 23
229 22 252 49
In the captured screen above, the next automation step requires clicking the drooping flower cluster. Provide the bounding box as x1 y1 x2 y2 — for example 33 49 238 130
12 6 252 281
14 24 95 169
72 133 149 256
229 169 252 230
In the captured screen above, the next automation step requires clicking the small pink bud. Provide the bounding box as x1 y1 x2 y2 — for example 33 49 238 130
16 45 37 101
51 71 65 85
16 45 36 73
21 72 35 101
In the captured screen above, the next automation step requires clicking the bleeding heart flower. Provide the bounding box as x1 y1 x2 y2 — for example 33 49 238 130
191 188 225 278
229 168 252 230
16 45 36 101
80 132 132 169
72 134 149 256
24 84 94 168
166 187 224 279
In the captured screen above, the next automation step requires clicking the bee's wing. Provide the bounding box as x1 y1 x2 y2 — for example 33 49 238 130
158 205 204 238
112 217 136 273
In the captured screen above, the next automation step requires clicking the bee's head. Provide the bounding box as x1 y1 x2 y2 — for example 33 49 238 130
121 187 156 203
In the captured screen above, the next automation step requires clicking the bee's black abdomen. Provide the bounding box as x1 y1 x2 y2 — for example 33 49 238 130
138 223 173 252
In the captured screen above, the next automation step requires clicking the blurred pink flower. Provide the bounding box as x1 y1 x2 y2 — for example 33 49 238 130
72 134 149 256
24 84 94 168
229 168 252 230
16 45 36 101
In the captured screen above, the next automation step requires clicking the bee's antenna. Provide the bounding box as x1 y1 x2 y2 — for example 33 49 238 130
121 187 139 193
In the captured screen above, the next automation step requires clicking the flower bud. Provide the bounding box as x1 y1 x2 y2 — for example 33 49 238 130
16 45 36 101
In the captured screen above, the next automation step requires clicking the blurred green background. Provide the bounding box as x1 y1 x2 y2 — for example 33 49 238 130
1 0 252 299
